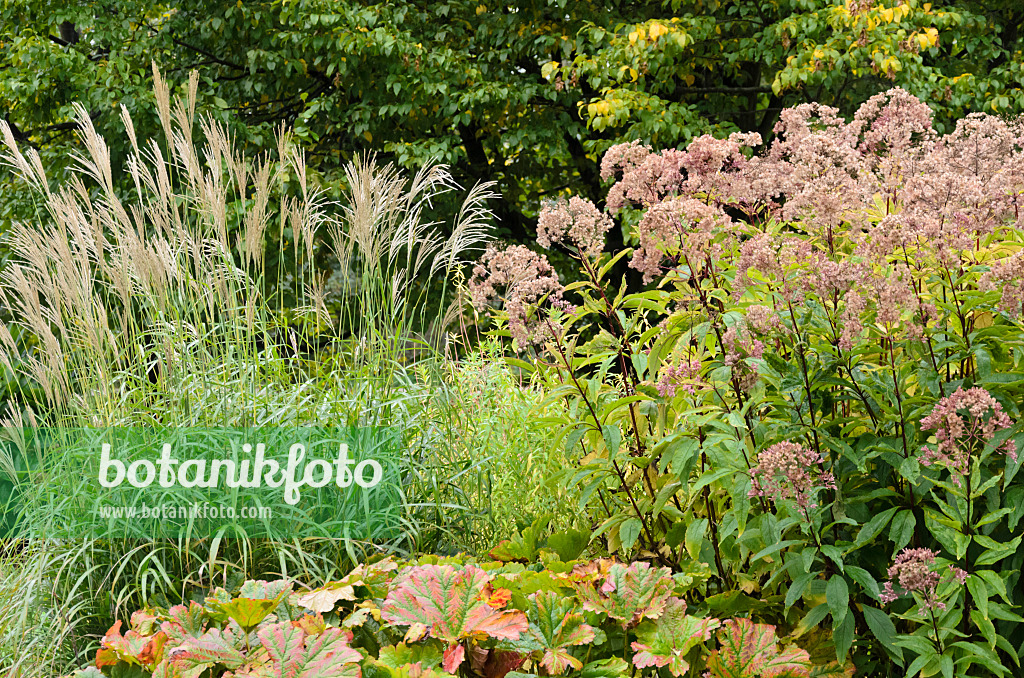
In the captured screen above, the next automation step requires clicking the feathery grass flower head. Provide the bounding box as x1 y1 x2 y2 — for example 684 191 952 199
748 441 836 512
918 387 1016 483
537 196 613 258
879 548 966 611
469 245 567 347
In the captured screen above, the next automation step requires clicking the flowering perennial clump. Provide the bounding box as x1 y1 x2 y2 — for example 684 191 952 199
748 442 836 513
468 245 568 346
879 548 967 611
655 356 702 397
919 386 1017 482
536 196 613 258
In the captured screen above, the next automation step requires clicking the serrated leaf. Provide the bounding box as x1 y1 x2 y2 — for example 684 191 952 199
574 561 674 626
706 618 811 677
630 597 720 677
381 564 528 672
517 590 595 674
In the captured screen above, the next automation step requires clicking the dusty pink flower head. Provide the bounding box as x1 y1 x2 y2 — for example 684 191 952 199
601 139 652 182
536 196 613 258
919 387 1017 483
879 548 966 611
468 245 568 347
630 197 727 284
656 355 702 397
748 441 837 513
981 251 1024 317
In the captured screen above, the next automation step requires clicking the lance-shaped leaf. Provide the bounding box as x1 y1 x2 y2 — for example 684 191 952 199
573 562 675 627
381 564 528 672
513 590 596 674
706 619 811 678
258 622 362 678
631 597 720 677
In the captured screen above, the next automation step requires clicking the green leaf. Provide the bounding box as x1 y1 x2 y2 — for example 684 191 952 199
684 518 707 559
861 605 902 663
619 518 642 551
825 576 849 628
602 425 621 456
852 507 899 550
785 572 815 611
547 529 590 562
889 509 915 554
833 612 854 662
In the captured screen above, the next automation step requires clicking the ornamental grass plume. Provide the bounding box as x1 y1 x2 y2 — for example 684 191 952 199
748 441 837 513
879 547 967 611
468 245 568 347
918 387 1017 483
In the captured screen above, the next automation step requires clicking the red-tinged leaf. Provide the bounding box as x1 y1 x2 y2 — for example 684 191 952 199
170 628 247 671
630 597 720 677
515 590 596 675
485 588 513 609
162 601 208 641
574 562 674 627
294 613 328 636
706 619 811 678
96 620 168 667
302 627 361 666
381 564 527 647
475 649 526 678
137 631 169 665
442 644 466 673
258 621 305 669
130 609 161 635
461 605 530 642
258 622 362 678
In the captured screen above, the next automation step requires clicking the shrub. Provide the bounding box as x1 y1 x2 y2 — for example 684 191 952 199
71 556 849 678
470 89 1024 675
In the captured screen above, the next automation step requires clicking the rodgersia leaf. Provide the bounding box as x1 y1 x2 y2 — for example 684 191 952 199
630 597 720 677
706 618 811 678
573 561 675 626
257 622 363 678
380 564 528 673
515 590 596 674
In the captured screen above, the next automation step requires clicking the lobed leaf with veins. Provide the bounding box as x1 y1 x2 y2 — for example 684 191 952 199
573 562 675 627
513 589 596 674
258 622 362 678
381 564 528 673
630 597 720 677
706 619 811 678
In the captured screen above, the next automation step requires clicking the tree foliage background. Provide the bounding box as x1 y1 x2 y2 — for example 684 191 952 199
2 0 1023 243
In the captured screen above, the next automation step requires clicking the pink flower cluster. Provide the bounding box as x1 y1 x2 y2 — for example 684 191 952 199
591 87 1024 292
722 323 764 392
468 245 568 347
918 387 1017 483
879 547 967 611
656 355 702 397
536 196 613 258
748 441 837 513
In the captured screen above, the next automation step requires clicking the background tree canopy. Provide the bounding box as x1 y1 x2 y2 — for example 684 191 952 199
2 0 1023 242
